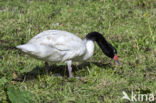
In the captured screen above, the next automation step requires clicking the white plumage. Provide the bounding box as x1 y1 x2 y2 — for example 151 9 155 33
17 30 95 77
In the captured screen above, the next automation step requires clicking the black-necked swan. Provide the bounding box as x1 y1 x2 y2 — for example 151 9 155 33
16 30 119 77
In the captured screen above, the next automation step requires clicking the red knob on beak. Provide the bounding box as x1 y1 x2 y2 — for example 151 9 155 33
114 54 120 65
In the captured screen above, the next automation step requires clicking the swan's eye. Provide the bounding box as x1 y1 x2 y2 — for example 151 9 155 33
113 49 116 54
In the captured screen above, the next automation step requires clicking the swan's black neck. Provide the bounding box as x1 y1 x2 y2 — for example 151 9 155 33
86 32 117 58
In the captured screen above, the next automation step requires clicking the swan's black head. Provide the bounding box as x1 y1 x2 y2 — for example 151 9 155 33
86 32 119 65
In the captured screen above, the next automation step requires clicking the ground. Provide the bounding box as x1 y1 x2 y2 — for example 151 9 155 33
0 0 156 103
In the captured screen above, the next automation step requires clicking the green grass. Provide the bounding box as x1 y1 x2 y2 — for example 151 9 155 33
0 0 156 103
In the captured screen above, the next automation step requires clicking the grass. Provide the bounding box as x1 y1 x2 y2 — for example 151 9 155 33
0 0 156 103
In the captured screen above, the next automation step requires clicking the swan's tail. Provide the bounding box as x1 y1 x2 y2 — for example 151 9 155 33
16 44 36 54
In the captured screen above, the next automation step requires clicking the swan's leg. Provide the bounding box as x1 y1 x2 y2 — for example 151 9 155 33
67 61 72 77
45 62 49 74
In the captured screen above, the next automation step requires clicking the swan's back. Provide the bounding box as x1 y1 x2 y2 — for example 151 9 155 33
29 30 81 42
17 30 86 62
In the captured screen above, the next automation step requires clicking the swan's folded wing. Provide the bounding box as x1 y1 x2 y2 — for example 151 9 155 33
28 33 86 61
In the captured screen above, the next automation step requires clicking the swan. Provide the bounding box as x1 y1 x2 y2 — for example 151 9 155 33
16 30 119 77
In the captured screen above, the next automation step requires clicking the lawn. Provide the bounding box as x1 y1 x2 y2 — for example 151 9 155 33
0 0 156 103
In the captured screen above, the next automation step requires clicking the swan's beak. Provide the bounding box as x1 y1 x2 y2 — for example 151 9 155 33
114 54 120 65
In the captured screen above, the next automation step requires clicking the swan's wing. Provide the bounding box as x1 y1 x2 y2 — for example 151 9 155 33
28 30 86 61
52 38 86 61
29 30 84 50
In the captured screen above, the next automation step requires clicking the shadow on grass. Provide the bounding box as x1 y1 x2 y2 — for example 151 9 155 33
13 62 111 81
